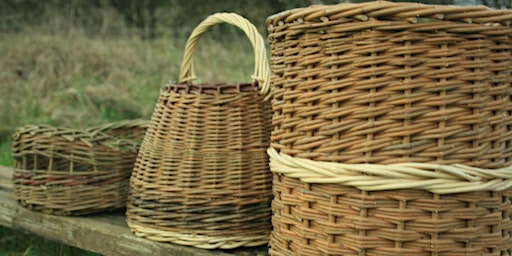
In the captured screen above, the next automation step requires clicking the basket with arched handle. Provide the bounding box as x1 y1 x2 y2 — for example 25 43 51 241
266 1 512 255
126 13 273 249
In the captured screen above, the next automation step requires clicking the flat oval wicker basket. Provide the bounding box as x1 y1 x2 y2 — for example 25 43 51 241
12 119 149 215
126 13 273 249
267 1 512 255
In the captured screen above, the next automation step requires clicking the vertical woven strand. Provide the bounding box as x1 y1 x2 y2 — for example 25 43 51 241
431 39 449 256
366 35 379 163
396 195 406 253
471 38 483 168
402 38 413 162
328 23 341 254
492 36 512 167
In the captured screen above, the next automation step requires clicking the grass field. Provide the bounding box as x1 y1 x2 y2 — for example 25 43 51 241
0 10 255 255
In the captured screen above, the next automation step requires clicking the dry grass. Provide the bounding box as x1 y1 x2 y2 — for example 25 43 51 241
0 23 254 145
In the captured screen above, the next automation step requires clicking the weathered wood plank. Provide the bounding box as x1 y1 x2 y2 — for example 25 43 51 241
0 164 11 191
0 166 268 256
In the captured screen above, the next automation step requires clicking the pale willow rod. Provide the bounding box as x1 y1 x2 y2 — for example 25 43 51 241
178 12 271 96
268 147 512 194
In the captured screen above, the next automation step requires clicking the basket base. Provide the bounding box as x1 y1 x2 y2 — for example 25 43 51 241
127 221 269 249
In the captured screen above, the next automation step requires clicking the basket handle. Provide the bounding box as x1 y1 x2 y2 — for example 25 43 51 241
178 13 271 95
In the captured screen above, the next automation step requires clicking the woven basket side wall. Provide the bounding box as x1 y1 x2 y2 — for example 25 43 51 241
270 174 512 256
13 169 130 215
267 4 512 168
127 88 273 247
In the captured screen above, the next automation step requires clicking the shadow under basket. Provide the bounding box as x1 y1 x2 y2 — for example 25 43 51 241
266 1 512 255
12 120 148 215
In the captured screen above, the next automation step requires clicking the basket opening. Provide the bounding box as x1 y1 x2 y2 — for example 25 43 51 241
164 82 259 95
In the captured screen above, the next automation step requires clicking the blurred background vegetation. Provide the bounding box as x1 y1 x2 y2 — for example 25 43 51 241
0 0 510 255
1 0 510 39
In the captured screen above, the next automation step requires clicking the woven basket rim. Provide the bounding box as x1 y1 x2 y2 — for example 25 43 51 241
12 122 144 150
163 82 260 95
86 119 149 133
267 1 512 26
127 221 269 249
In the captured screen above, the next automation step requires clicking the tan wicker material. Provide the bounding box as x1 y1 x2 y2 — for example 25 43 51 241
267 1 512 168
266 1 512 255
126 13 273 249
270 170 512 256
12 120 148 215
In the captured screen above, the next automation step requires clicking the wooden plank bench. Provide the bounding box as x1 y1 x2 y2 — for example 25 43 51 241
0 166 268 256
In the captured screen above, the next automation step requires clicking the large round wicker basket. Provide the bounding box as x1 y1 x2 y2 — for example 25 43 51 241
266 1 512 255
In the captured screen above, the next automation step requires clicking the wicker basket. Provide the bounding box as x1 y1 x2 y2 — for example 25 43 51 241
126 13 273 249
12 119 149 215
266 1 512 255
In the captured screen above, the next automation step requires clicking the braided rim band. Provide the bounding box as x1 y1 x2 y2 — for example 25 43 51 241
178 13 271 95
268 147 512 194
